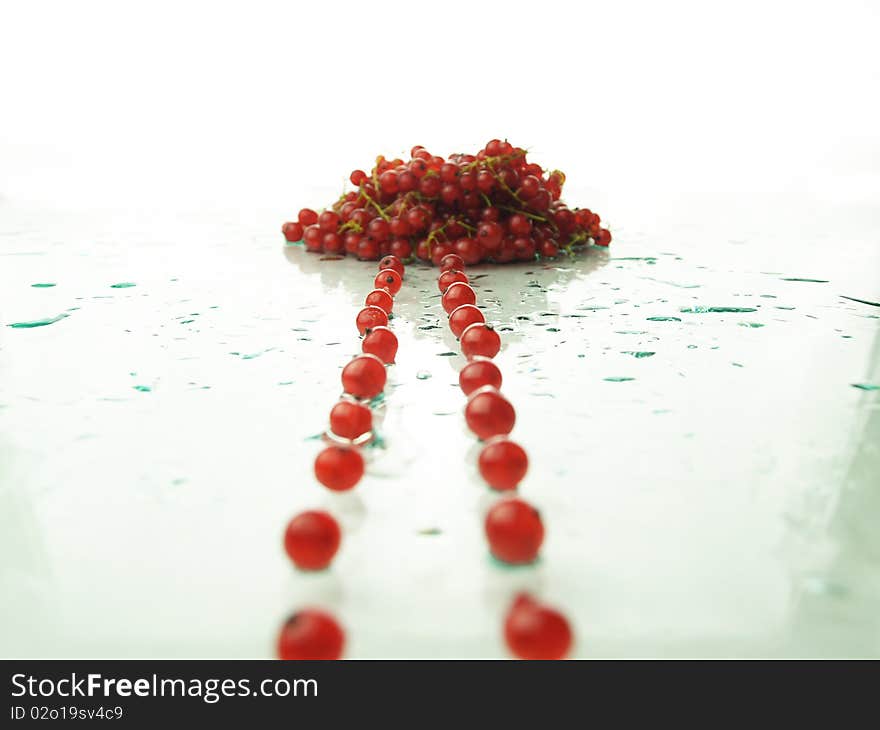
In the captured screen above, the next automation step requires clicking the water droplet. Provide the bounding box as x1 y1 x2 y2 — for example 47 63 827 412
738 322 765 328
437 351 458 357
133 385 152 392
110 282 136 288
851 383 879 391
418 528 443 536
31 282 56 288
416 370 432 380
8 313 69 328
647 316 681 322
680 306 758 313
780 277 828 283
604 376 635 382
622 351 655 358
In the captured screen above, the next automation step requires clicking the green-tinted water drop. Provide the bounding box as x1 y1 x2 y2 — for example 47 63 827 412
110 282 137 288
604 376 635 382
647 316 681 322
622 351 655 358
133 385 152 392
738 322 765 328
31 283 56 288
851 383 879 391
8 313 69 328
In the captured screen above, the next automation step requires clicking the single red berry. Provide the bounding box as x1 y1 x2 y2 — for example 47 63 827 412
329 399 372 440
389 238 412 259
485 498 543 564
458 357 502 396
477 222 503 251
318 210 340 232
478 438 528 491
389 217 411 238
374 269 403 296
303 225 323 252
355 306 389 335
350 170 367 186
504 594 572 660
341 354 387 399
440 253 465 272
596 228 612 247
448 303 485 338
322 231 343 254
283 510 341 570
378 255 405 278
357 238 380 261
277 609 345 660
460 322 501 359
361 325 398 364
282 221 304 242
465 387 516 440
441 282 477 314
298 208 319 226
364 288 393 314
438 269 468 293
507 213 532 237
540 240 560 258
314 445 364 491
378 170 399 195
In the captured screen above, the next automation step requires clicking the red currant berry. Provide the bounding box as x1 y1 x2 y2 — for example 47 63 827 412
361 325 398 364
448 303 485 338
441 282 477 314
277 609 345 660
438 269 468 293
322 231 343 254
507 213 532 237
596 228 612 247
298 209 319 226
460 322 501 359
454 237 483 265
314 445 364 491
389 238 412 259
418 176 441 197
318 210 340 232
355 305 389 335
378 255 405 278
476 170 495 194
364 288 393 314
478 438 528 491
504 594 572 660
465 387 515 440
341 353 386 399
378 170 399 195
329 399 372 440
282 221 304 242
350 170 367 186
303 225 323 252
477 222 503 251
459 356 502 396
485 498 543 564
374 269 403 296
283 510 341 570
519 175 540 198
357 238 380 261
397 170 417 193
389 217 411 238
540 240 560 258
439 253 465 272
367 218 390 242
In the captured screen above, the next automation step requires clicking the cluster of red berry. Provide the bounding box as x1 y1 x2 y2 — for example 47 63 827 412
281 140 611 264
438 253 573 660
277 257 403 661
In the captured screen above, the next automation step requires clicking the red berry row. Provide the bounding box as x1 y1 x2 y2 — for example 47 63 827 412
281 139 612 264
278 255 408 660
437 253 573 660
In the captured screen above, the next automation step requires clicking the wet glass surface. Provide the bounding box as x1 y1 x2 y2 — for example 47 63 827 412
1 197 878 657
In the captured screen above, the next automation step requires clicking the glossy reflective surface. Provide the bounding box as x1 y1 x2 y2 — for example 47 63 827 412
2 194 878 657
